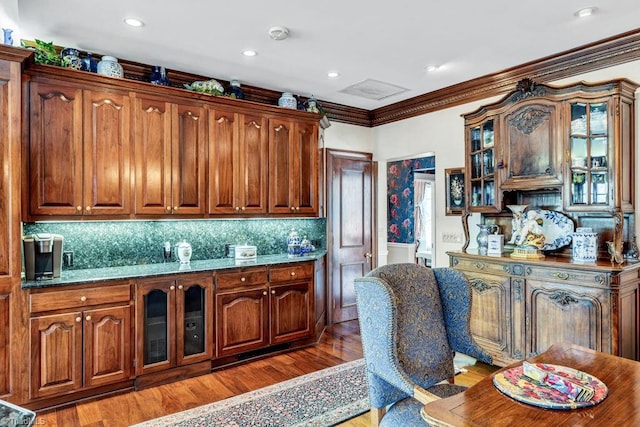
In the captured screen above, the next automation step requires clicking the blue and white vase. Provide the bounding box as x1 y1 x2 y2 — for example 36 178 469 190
229 80 244 99
2 28 13 46
149 65 169 86
572 228 598 263
61 48 82 70
278 92 297 109
287 229 302 258
97 56 124 78
81 53 98 73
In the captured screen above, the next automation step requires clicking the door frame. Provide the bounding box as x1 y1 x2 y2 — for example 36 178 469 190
325 148 376 324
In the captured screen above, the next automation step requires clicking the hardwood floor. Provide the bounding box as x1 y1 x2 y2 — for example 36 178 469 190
34 320 496 426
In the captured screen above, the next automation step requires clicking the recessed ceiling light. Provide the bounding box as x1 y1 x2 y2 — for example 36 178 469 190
242 50 257 57
268 26 290 41
575 7 597 18
327 71 340 78
124 18 144 27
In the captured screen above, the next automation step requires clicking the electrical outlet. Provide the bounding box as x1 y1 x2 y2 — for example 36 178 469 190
63 251 74 267
442 232 463 243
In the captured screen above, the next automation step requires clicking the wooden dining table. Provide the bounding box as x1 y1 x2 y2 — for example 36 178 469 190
421 342 640 426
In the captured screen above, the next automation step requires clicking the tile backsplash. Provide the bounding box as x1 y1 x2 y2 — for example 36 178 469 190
23 218 325 270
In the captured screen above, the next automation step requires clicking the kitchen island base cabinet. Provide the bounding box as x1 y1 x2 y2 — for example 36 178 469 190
28 282 133 400
450 252 639 366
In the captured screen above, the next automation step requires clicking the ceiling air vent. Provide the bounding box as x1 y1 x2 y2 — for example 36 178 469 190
339 79 408 100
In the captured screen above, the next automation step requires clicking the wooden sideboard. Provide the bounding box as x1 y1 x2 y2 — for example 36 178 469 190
449 251 639 367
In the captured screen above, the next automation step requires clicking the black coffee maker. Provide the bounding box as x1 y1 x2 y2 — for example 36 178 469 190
23 233 64 280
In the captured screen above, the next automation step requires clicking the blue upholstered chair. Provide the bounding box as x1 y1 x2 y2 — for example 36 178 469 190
354 263 492 426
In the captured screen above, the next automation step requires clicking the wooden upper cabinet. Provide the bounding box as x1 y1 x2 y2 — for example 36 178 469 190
29 81 83 216
268 118 318 215
208 110 268 214
83 90 131 215
134 95 206 215
28 81 131 217
501 100 563 190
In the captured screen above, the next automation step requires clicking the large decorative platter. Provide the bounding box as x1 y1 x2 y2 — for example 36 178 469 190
493 363 608 410
522 209 574 251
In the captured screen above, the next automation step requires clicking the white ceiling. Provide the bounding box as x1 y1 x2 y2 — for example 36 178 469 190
11 0 640 110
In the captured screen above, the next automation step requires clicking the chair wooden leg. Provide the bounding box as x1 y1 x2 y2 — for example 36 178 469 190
370 407 385 427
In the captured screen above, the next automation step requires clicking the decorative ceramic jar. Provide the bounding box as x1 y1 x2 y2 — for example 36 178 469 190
477 224 498 255
3 28 13 46
61 48 82 70
81 52 98 72
229 80 244 99
287 229 302 258
278 92 297 109
97 55 124 78
572 227 598 263
177 240 192 264
149 65 169 86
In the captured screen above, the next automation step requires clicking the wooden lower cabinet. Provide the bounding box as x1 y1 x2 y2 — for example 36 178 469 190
28 282 133 399
450 251 639 366
135 273 214 376
216 262 314 357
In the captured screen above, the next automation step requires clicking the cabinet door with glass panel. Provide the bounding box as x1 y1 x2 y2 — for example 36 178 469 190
565 100 612 210
467 117 499 212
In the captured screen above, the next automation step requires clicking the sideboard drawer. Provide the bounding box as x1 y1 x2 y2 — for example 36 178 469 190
526 266 610 287
29 283 132 313
452 257 509 276
216 267 268 290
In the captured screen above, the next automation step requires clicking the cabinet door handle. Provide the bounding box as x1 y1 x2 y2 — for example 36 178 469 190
166 206 172 211
170 285 175 290
178 285 184 290
290 206 296 211
75 316 81 323
263 291 267 295
85 206 91 212
76 206 82 211
295 207 300 211
80 296 87 302
235 207 240 212
553 272 570 280
290 271 296 276
85 315 91 321
173 206 178 211
271 290 276 295
241 206 246 211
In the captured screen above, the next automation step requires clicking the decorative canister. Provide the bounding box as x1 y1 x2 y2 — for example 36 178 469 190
177 240 192 264
81 52 98 72
477 224 498 255
97 55 124 78
229 80 244 99
573 227 598 263
149 65 169 86
278 92 297 109
2 28 13 46
287 229 302 258
61 48 82 70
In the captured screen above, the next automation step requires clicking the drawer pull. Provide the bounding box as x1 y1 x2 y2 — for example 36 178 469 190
290 272 296 276
553 272 570 280
80 296 87 302
473 262 486 270
85 315 91 321
241 277 246 282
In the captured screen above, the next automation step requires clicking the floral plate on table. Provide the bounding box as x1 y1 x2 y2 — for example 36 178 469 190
493 363 608 409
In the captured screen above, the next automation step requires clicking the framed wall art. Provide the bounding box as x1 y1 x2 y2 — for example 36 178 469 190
445 167 465 215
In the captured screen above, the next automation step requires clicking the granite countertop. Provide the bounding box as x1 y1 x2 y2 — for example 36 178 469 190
22 250 327 289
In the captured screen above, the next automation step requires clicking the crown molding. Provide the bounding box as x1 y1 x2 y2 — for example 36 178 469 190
369 28 640 127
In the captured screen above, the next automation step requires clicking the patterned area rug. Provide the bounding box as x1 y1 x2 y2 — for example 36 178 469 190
132 359 368 427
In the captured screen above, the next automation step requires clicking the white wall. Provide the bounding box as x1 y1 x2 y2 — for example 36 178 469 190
323 60 640 268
